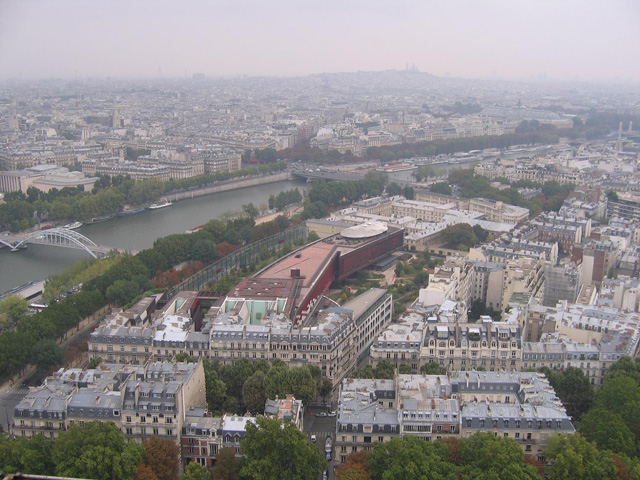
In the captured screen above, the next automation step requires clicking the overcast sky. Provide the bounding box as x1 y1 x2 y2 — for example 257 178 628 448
0 0 639 82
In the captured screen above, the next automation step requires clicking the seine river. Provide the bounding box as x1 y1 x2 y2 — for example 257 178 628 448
0 179 306 295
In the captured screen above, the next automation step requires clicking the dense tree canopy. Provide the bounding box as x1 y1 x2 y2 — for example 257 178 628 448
441 223 479 251
52 422 144 480
430 182 452 195
241 417 325 480
540 367 593 420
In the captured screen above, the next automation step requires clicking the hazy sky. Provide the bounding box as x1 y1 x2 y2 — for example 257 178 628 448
1 0 639 82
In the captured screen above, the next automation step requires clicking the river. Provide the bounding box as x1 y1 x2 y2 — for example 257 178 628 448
0 179 306 295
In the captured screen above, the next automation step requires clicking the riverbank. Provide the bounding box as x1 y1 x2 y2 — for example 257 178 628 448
164 171 293 202
0 177 305 295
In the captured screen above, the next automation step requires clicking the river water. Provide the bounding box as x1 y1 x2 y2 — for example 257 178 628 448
0 179 306 295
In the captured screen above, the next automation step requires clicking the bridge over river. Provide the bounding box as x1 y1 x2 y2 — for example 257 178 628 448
0 228 130 259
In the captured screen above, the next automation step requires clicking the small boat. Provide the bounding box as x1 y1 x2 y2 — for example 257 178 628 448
186 224 206 234
149 198 173 210
117 207 145 217
63 221 83 230
85 215 115 224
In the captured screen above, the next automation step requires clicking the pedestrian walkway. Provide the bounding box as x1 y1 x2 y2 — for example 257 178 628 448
6 386 30 396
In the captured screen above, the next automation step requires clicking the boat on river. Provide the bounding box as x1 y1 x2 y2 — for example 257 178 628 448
148 198 173 210
117 207 145 217
186 224 206 234
63 221 83 230
85 215 115 224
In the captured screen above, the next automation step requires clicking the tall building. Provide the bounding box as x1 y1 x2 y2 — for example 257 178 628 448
8 104 19 131
112 108 121 129
543 262 581 307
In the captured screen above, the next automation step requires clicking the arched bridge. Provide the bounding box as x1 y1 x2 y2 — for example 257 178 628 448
0 228 115 259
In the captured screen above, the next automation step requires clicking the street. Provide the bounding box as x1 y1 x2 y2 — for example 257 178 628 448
304 407 337 479
0 384 30 433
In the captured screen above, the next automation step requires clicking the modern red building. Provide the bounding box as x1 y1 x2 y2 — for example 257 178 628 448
237 222 403 326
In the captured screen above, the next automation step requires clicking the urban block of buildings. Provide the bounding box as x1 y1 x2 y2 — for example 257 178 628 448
334 371 574 464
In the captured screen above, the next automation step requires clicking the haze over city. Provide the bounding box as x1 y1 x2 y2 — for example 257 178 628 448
1 0 639 82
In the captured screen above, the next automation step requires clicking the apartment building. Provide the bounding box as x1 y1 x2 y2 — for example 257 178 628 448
89 289 393 396
369 312 425 373
12 359 205 443
334 372 573 464
522 300 640 386
418 256 472 307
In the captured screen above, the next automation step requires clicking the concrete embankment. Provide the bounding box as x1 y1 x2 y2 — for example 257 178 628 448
167 171 294 201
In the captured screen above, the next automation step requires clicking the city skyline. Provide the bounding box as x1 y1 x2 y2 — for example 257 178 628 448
1 0 639 83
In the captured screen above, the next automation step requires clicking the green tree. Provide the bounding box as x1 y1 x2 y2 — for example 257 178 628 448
243 371 267 414
544 434 618 480
604 355 640 384
319 379 333 404
204 365 227 413
579 408 636 457
223 395 239 414
430 182 452 195
472 224 489 243
31 339 64 371
52 422 144 480
243 203 260 220
0 295 28 325
220 358 257 400
88 357 102 369
183 461 211 480
403 185 415 200
0 433 55 475
211 447 241 480
240 417 325 480
420 362 447 375
385 182 403 196
368 436 456 480
441 223 478 251
457 432 541 479
413 165 436 181
398 363 412 374
591 376 640 440
373 360 395 379
541 367 593 420
190 239 218 264
141 436 180 480
605 191 619 202
175 353 197 363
